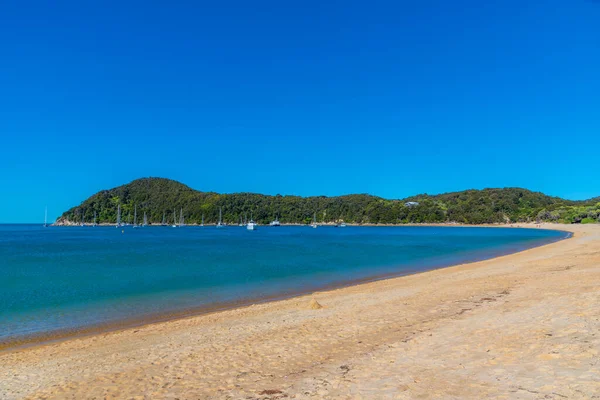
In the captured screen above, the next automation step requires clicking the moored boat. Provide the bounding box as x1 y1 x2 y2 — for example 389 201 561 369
133 205 140 228
247 212 257 231
269 216 281 227
310 212 318 228
216 207 225 228
116 204 121 228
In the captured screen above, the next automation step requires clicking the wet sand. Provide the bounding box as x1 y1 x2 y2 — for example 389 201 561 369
1 223 599 399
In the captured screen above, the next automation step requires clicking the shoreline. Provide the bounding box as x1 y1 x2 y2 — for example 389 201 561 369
2 223 599 399
0 225 570 353
49 221 577 227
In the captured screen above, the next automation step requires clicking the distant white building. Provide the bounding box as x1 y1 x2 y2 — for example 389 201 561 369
405 201 420 207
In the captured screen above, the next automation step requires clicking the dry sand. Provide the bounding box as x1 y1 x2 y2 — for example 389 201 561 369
1 224 599 399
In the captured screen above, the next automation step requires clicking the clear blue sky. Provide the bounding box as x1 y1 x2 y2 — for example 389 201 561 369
1 1 599 222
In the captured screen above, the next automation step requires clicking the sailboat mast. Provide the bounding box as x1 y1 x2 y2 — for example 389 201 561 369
134 205 137 226
93 210 97 226
117 204 121 226
179 208 183 226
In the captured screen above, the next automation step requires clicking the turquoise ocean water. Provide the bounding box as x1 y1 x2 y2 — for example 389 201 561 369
0 224 567 345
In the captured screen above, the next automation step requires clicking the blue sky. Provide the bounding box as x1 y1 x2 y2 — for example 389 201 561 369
1 1 599 222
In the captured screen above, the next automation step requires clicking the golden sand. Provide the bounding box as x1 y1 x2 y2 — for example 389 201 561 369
1 223 598 399
309 298 323 310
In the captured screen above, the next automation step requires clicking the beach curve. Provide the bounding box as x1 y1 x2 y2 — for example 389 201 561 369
1 223 599 399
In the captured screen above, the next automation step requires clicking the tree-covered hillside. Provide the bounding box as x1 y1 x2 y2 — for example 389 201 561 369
56 178 599 225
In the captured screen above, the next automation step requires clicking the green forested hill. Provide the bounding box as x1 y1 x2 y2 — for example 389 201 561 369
56 178 599 225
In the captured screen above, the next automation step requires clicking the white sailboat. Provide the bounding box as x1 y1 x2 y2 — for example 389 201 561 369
310 212 318 228
200 213 204 227
44 206 48 228
216 207 225 228
238 215 244 227
179 208 184 227
269 215 281 227
172 210 177 228
246 212 257 231
143 212 148 227
133 205 140 228
116 204 121 228
93 211 97 227
80 209 85 227
162 211 166 226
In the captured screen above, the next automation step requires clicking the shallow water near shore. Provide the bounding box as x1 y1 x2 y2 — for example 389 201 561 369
0 224 567 346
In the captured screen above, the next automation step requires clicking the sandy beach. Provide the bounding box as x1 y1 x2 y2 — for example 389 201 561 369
1 223 598 399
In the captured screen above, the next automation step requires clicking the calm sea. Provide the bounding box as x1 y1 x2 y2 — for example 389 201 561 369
0 224 567 345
